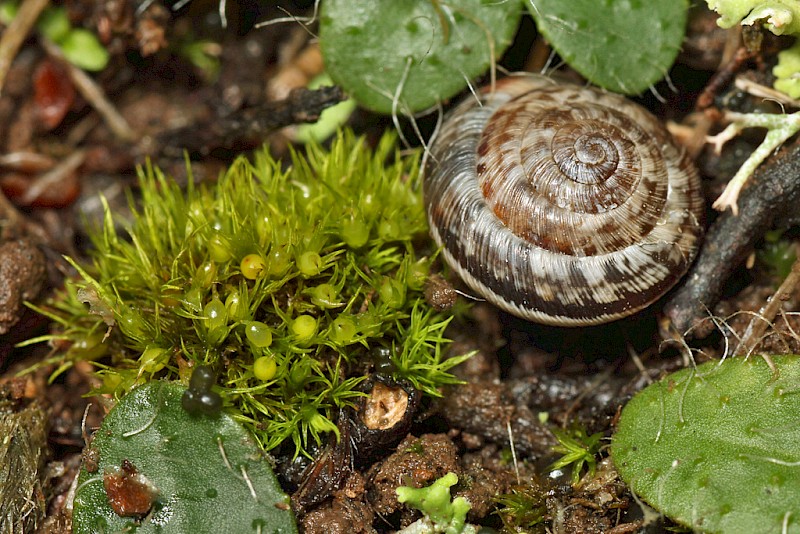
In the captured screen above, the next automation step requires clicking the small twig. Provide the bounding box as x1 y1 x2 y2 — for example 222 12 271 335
0 0 50 96
665 142 800 335
155 85 345 157
19 149 85 206
736 77 800 109
735 256 800 372
40 39 136 143
696 46 750 111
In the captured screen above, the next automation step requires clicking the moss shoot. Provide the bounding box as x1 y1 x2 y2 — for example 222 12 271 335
29 131 469 455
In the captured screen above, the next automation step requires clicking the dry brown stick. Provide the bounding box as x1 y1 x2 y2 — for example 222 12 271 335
0 0 50 96
19 149 85 205
40 39 136 143
735 256 800 371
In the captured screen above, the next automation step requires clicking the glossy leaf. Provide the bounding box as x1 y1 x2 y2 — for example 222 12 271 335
72 381 297 533
526 0 688 94
320 0 521 114
612 355 800 533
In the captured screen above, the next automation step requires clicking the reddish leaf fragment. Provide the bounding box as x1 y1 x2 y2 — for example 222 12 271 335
34 59 75 130
103 459 159 518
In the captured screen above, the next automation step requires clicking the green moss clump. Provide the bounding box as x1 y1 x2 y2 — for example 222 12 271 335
30 131 468 455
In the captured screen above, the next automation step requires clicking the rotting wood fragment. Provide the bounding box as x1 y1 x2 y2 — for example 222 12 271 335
0 395 48 533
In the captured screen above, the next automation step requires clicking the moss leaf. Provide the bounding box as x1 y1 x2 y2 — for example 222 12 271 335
319 0 521 114
72 381 297 533
611 355 800 533
526 0 688 94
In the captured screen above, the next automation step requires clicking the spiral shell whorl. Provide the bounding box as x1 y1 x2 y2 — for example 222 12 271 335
424 75 704 326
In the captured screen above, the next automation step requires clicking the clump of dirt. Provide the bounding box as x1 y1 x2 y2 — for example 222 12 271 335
0 239 46 335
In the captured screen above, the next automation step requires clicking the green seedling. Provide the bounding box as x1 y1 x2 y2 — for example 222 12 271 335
0 2 109 71
72 381 297 533
396 472 476 534
494 485 548 532
549 426 603 485
758 230 798 282
612 355 800 533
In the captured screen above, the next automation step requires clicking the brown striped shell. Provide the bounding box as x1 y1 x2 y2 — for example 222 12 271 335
424 75 704 326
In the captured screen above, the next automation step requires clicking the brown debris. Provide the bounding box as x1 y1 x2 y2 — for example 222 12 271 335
362 382 409 431
437 383 558 458
300 472 376 534
367 433 461 525
0 0 50 97
0 392 48 533
103 459 159 518
0 238 46 335
155 85 347 158
423 274 458 311
292 378 421 511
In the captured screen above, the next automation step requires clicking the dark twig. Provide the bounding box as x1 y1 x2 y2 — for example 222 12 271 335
665 141 800 336
696 46 752 112
155 85 346 158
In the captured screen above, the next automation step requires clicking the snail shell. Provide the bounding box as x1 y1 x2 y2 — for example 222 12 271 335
424 75 704 326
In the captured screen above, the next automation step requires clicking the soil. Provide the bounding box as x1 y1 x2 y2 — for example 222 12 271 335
1 2 799 533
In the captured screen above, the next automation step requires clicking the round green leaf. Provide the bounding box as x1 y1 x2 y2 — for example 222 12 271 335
319 0 522 114
36 7 71 44
59 28 109 72
73 381 297 534
612 355 800 533
526 0 688 94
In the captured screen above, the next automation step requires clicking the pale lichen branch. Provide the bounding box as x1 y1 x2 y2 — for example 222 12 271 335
706 110 800 215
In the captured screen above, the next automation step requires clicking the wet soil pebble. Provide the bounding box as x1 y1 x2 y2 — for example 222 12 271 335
0 239 46 335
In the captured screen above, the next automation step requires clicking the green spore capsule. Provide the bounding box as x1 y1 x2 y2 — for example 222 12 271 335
224 289 246 322
291 315 317 342
245 321 273 348
340 218 369 248
297 251 322 277
240 253 266 280
253 355 277 382
267 247 291 277
308 283 341 308
208 234 233 263
195 262 217 288
330 316 357 345
203 298 227 331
